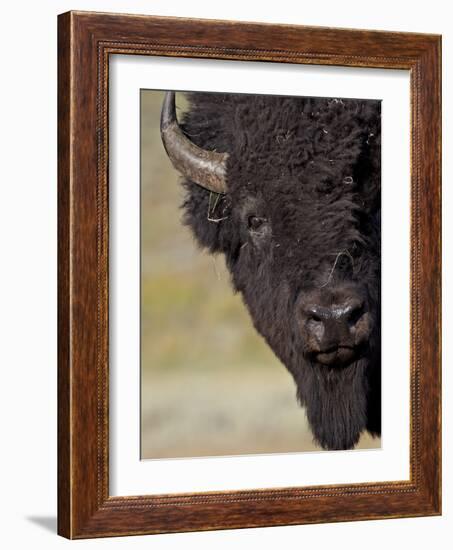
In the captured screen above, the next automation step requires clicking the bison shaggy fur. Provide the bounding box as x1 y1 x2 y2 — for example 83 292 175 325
174 92 381 450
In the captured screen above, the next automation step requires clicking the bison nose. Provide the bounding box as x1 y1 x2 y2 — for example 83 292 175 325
303 299 366 366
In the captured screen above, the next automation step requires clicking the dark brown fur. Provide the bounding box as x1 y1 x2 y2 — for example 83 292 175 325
178 92 381 450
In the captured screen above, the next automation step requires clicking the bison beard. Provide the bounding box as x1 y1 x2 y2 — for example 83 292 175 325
160 90 381 451
296 361 368 450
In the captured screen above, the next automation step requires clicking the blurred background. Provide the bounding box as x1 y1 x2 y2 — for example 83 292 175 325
140 90 379 459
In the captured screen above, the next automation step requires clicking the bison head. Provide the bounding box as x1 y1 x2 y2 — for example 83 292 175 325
160 91 381 450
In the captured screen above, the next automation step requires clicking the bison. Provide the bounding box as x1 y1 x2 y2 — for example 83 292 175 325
160 90 381 451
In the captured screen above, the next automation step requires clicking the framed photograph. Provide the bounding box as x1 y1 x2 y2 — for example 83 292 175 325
58 11 441 538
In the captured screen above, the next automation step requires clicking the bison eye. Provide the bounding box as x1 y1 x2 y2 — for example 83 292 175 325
248 216 266 231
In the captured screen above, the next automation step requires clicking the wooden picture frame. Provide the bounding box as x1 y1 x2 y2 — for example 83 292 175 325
58 10 441 539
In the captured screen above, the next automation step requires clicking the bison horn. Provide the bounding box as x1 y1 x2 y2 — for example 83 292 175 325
160 91 228 194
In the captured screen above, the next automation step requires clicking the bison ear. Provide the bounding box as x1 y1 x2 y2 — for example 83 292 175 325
181 181 234 255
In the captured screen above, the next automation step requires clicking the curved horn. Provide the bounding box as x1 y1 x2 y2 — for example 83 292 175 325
160 91 228 194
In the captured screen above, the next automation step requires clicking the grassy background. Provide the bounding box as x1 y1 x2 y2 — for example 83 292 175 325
140 90 379 458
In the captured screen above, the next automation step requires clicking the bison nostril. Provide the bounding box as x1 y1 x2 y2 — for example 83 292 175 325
304 309 325 343
346 306 364 327
309 312 322 323
305 306 324 323
344 302 365 329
